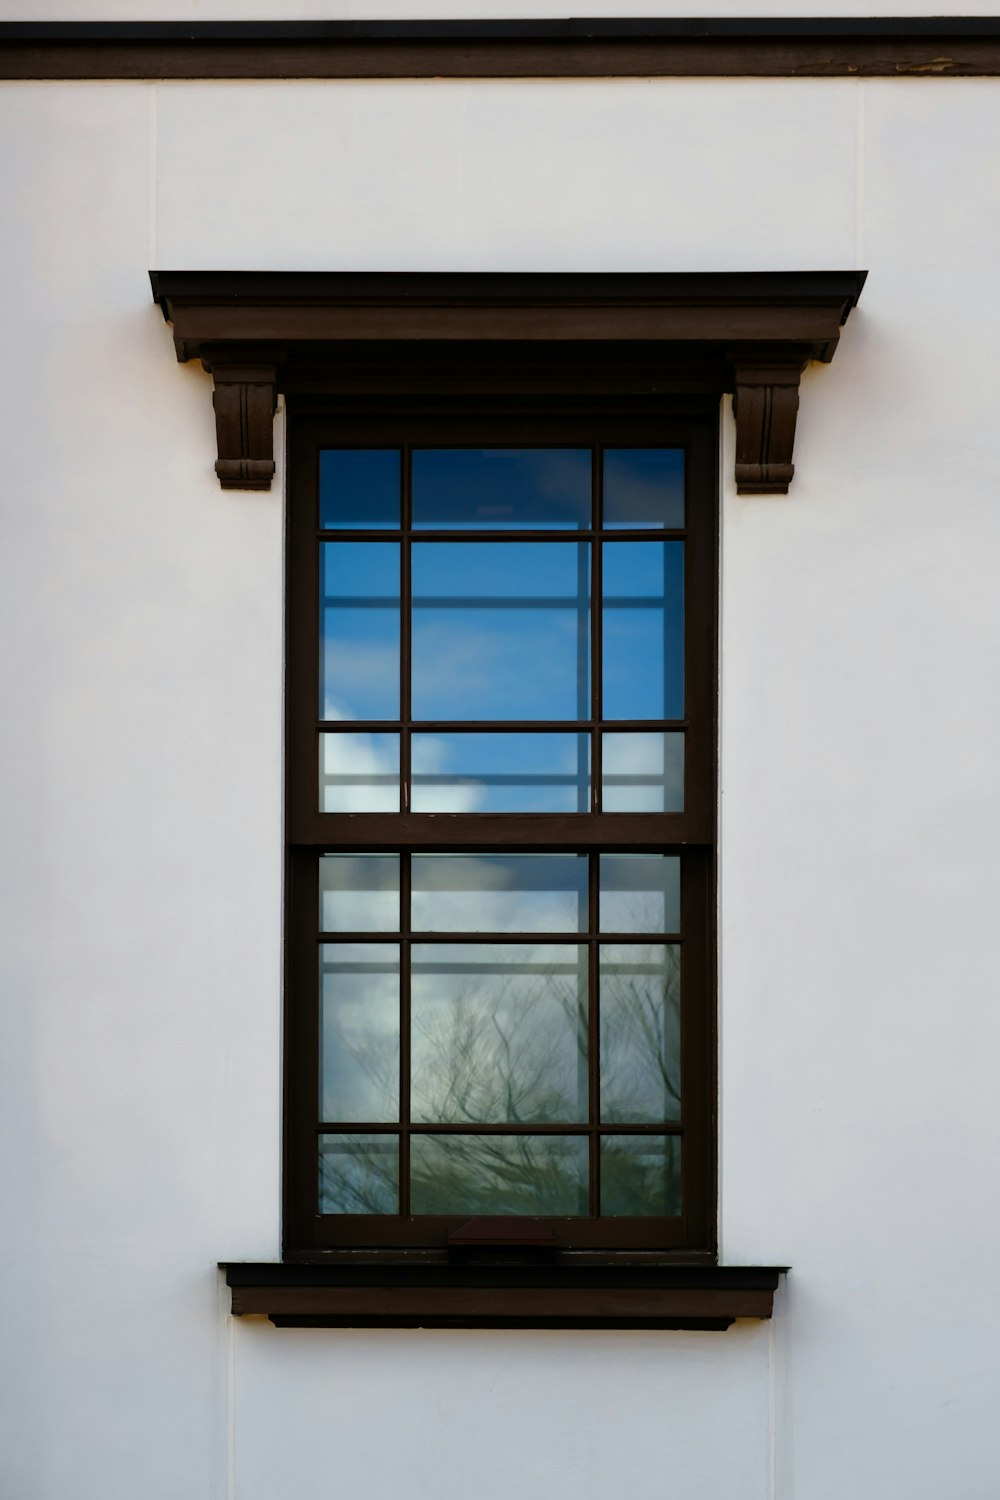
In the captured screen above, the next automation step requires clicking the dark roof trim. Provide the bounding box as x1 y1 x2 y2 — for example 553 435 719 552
4 18 1000 77
150 269 865 496
8 19 1000 41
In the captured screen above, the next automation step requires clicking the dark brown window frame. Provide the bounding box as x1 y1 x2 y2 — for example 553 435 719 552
285 407 718 1259
147 272 866 1325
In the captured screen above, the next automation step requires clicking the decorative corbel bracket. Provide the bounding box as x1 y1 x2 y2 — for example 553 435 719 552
150 270 866 494
199 349 280 491
732 349 809 496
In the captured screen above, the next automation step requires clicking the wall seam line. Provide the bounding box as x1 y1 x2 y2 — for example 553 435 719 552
227 1312 235 1500
854 78 865 266
147 82 158 267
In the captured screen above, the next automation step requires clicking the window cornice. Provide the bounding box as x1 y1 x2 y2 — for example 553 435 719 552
150 269 866 496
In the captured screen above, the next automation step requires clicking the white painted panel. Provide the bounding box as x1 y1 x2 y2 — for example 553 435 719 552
155 79 857 271
232 1321 770 1500
719 80 1000 1500
0 84 282 1500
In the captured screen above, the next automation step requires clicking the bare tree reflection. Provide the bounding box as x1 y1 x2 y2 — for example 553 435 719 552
320 942 681 1217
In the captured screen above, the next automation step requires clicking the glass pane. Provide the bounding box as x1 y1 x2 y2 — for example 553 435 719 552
411 542 590 721
320 945 399 1122
320 449 401 529
599 854 680 934
412 732 590 813
601 731 683 812
319 1134 399 1214
600 945 681 1123
411 944 588 1123
602 541 683 720
412 854 588 934
320 855 400 933
600 1135 681 1216
603 449 684 529
319 731 399 812
410 1134 588 1215
320 542 399 720
413 449 591 529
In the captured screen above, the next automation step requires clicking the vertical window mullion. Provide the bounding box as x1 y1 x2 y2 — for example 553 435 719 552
401 444 412 812
591 448 603 812
399 852 412 1217
587 854 600 1216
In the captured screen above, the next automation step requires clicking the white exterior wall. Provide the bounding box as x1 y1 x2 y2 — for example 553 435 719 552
1 70 999 1500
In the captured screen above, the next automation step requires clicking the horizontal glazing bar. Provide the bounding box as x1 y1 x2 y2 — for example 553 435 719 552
317 721 688 730
316 932 684 943
317 1122 685 1134
317 530 688 542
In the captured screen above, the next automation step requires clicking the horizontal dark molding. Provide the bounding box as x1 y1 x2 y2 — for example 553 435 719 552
4 19 1000 78
150 270 866 362
150 270 864 496
222 1260 787 1330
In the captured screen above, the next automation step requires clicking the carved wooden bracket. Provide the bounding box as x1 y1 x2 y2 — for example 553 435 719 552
733 354 808 495
150 271 865 494
200 352 279 491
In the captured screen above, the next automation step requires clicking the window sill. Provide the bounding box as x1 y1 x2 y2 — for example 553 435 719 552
221 1260 786 1330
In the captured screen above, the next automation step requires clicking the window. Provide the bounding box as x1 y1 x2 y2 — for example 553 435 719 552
284 411 717 1256
151 270 861 1317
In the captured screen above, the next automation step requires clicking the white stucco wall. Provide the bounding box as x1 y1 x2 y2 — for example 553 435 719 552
1 70 999 1500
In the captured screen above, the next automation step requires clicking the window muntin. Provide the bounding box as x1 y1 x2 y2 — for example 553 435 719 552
316 443 688 817
286 412 716 1254
317 852 683 1219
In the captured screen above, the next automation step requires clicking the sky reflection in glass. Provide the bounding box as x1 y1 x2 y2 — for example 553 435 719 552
602 731 683 812
603 449 684 529
320 449 401 529
412 854 588 933
602 541 684 720
320 944 399 1123
319 731 399 812
319 854 400 932
320 542 399 720
600 854 680 934
411 542 590 721
413 449 591 529
412 732 590 812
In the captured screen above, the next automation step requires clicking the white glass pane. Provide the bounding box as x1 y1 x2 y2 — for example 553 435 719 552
319 732 399 812
602 731 683 812
320 944 399 1123
411 854 588 933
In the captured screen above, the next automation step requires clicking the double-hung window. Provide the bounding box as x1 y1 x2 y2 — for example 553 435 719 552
285 408 717 1256
150 268 860 1316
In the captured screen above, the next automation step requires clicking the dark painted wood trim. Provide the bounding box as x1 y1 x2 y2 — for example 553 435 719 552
151 271 864 496
4 19 1000 78
222 1261 786 1329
